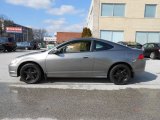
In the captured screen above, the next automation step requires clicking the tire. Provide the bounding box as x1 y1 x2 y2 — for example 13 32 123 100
0 46 5 53
7 48 12 52
150 52 156 59
20 63 42 84
12 48 16 52
109 64 131 85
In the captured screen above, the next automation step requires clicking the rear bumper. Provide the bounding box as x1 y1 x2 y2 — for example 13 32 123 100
132 59 146 74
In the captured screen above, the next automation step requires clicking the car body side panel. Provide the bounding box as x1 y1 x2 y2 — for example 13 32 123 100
45 52 94 77
92 50 129 77
9 52 48 77
93 48 145 78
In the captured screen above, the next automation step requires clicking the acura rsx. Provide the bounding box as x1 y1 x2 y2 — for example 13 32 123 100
9 38 146 85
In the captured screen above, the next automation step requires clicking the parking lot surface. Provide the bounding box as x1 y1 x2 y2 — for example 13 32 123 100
0 50 160 120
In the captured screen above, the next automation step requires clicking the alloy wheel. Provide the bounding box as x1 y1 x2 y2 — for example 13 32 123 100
109 64 131 85
20 63 42 84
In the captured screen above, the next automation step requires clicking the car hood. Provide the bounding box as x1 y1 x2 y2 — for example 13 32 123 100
16 50 47 59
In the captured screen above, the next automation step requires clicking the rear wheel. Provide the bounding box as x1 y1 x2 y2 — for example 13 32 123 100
7 48 13 52
0 46 5 52
20 63 42 84
109 64 131 85
150 52 156 59
12 48 16 52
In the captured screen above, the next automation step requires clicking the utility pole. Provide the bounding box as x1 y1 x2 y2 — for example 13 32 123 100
27 29 28 41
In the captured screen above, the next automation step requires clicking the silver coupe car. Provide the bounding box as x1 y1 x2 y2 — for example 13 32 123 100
9 38 146 85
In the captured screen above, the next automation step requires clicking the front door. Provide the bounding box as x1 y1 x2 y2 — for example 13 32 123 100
45 40 94 77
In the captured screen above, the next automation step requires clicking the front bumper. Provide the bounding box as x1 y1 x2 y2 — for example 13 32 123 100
8 64 18 77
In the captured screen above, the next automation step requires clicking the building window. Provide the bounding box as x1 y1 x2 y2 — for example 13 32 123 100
145 4 156 18
101 3 125 17
136 32 160 44
100 30 124 43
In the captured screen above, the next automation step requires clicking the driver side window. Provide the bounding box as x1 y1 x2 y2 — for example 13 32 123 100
60 41 91 53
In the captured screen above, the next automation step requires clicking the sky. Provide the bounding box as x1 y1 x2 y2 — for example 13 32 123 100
0 0 91 36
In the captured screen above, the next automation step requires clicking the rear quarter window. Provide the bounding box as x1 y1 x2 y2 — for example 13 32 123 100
94 41 113 51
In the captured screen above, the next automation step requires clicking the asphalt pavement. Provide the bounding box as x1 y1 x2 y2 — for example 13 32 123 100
0 50 160 120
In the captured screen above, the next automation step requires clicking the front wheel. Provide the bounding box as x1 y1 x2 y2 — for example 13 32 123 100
20 63 42 84
109 64 131 85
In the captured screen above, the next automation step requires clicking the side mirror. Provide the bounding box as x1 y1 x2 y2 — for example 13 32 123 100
52 48 61 54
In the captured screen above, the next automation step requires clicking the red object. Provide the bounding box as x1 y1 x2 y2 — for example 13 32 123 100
138 54 144 60
56 32 82 44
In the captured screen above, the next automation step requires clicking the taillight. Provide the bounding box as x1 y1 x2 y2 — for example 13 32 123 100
159 49 160 52
138 54 144 60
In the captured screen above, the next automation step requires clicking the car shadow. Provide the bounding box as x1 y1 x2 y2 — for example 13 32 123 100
129 71 157 84
39 72 157 85
40 78 111 84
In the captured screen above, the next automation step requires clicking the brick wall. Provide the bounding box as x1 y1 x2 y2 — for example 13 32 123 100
56 32 82 44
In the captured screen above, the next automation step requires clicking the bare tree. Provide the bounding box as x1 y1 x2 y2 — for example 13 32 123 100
0 14 14 36
33 28 48 41
0 15 14 26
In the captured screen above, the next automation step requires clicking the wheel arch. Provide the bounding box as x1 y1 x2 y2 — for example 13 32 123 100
17 61 45 77
107 62 134 78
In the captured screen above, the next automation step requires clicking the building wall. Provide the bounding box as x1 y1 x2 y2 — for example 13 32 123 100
0 22 33 42
88 0 160 43
87 0 100 38
56 32 82 44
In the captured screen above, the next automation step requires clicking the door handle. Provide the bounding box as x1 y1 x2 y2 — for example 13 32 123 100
83 57 89 59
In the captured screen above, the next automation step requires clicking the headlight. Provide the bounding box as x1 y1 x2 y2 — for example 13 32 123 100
10 58 20 64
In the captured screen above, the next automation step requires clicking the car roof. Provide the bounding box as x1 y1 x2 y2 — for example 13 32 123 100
58 38 116 46
56 38 130 50
65 37 116 44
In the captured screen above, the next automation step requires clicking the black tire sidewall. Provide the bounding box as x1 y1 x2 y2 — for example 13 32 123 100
109 64 131 85
7 48 12 52
20 63 42 84
0 45 5 52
